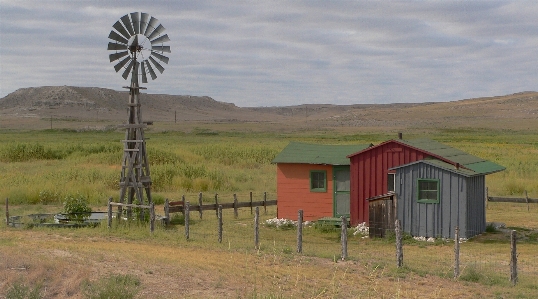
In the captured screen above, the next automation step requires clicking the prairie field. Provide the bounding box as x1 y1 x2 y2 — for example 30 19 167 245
1 123 538 298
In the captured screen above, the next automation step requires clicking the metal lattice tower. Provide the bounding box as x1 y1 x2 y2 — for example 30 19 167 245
107 12 171 208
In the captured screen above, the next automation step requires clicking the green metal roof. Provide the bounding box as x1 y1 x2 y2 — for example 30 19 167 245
398 139 505 175
390 159 478 177
272 142 372 165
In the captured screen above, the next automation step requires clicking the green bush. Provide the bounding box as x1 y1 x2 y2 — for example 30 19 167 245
82 274 140 299
63 194 92 222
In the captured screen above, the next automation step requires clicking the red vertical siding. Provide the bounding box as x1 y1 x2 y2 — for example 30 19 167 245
276 163 334 221
349 141 428 225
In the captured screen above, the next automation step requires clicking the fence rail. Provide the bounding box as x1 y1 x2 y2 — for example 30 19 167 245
488 196 538 203
164 192 276 224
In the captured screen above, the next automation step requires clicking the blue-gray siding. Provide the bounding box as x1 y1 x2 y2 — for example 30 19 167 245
395 163 485 239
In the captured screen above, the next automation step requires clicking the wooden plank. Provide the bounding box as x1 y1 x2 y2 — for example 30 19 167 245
488 197 538 203
109 202 151 209
169 200 277 213
117 124 147 128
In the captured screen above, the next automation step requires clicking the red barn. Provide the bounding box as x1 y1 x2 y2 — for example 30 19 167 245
346 137 503 225
272 142 371 221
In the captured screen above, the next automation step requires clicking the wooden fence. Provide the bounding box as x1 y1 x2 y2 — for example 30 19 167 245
107 198 156 233
163 192 276 225
486 188 538 212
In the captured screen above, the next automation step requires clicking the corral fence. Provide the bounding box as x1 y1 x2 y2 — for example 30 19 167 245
171 206 535 287
163 191 276 225
486 188 538 212
107 198 156 233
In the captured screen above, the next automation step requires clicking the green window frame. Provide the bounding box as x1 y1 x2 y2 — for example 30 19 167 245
310 170 327 192
417 179 440 203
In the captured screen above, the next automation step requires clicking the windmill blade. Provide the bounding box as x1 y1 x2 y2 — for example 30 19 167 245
152 45 171 53
145 60 158 80
112 20 131 40
144 16 159 37
149 56 165 73
109 51 128 62
147 24 166 41
151 51 170 64
120 14 135 36
131 34 138 48
140 13 149 36
130 12 140 34
141 61 148 83
108 30 128 45
114 56 131 72
107 42 127 51
150 34 170 45
122 59 135 79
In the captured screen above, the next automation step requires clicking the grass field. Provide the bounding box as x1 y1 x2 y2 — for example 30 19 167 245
1 125 538 298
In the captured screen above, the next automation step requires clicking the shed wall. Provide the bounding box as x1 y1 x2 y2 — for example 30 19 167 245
276 163 334 221
466 175 486 238
349 141 428 225
396 163 472 239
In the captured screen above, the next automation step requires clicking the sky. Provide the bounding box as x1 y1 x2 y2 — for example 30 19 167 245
1 1 538 107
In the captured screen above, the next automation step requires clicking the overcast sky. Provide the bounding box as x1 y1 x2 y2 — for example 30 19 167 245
1 1 538 107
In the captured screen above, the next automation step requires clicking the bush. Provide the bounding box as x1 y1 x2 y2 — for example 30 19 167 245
82 274 140 299
63 194 92 222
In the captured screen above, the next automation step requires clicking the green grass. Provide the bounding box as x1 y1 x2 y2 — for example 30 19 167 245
2 128 538 205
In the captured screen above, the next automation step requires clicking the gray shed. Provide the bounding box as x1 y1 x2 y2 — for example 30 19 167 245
391 159 501 239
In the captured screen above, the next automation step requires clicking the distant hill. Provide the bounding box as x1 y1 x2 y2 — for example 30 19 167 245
2 86 538 130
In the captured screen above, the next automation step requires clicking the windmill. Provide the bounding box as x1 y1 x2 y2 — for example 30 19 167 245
107 12 170 212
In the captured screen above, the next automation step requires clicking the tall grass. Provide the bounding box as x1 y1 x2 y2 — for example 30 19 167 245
1 129 538 204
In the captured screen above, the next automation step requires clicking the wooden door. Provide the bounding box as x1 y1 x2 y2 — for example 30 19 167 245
333 166 350 217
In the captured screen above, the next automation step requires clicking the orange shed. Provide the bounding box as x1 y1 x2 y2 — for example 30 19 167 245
272 142 372 221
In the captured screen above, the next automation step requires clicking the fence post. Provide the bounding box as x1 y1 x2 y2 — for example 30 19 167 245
5 198 9 227
250 191 253 214
454 226 460 278
185 201 190 240
485 187 489 210
297 209 303 253
233 194 238 219
395 219 403 268
254 206 260 250
218 205 223 243
181 195 186 217
150 202 155 234
263 192 267 214
525 190 529 212
341 216 348 261
215 193 219 218
198 192 203 220
164 198 170 226
107 198 112 229
117 200 123 223
510 230 518 285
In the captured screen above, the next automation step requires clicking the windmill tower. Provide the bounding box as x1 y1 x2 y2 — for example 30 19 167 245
107 12 171 210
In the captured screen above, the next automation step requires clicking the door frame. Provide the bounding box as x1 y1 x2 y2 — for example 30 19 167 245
333 165 350 217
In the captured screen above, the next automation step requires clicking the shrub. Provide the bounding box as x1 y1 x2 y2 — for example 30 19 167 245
63 194 92 222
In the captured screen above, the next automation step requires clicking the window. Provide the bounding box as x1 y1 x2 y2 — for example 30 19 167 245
387 173 395 192
310 170 327 192
417 179 440 203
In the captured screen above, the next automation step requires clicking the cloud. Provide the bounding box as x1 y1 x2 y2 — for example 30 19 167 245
1 1 537 107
